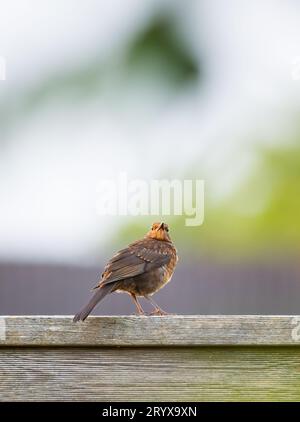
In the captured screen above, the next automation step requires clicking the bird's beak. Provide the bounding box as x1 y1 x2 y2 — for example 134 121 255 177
156 222 164 231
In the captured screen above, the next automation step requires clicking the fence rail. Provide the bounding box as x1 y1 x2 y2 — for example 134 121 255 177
0 316 300 401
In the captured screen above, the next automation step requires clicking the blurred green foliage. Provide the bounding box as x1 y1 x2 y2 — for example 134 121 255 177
115 144 300 259
126 15 199 88
0 13 200 138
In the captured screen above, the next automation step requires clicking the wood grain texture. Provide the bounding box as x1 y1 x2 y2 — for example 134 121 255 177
0 316 300 346
1 347 300 401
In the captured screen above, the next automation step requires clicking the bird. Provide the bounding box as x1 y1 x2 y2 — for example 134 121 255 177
73 222 178 321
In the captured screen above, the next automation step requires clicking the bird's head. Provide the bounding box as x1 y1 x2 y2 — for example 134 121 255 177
146 222 171 242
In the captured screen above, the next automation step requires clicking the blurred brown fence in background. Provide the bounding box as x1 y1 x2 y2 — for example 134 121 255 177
1 258 299 315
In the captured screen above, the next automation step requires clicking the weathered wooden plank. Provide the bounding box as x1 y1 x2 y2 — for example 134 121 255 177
1 347 300 401
0 316 300 346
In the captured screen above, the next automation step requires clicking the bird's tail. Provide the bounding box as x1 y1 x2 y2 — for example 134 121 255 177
73 284 113 322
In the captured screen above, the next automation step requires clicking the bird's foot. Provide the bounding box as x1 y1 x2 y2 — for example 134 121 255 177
149 308 169 316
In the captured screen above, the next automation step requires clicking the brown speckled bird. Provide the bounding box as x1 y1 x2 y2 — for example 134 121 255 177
73 222 178 321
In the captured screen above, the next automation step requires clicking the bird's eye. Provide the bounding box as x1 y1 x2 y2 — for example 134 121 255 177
165 227 169 232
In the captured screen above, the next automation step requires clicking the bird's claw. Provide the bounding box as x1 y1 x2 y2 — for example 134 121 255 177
149 308 169 316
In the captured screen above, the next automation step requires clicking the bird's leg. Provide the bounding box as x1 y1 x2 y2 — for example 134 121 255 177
130 293 145 315
145 296 168 316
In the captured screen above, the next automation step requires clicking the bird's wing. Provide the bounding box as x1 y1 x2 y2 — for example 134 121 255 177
97 240 172 287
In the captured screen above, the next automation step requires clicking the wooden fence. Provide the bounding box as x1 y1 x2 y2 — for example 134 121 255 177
0 316 300 401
